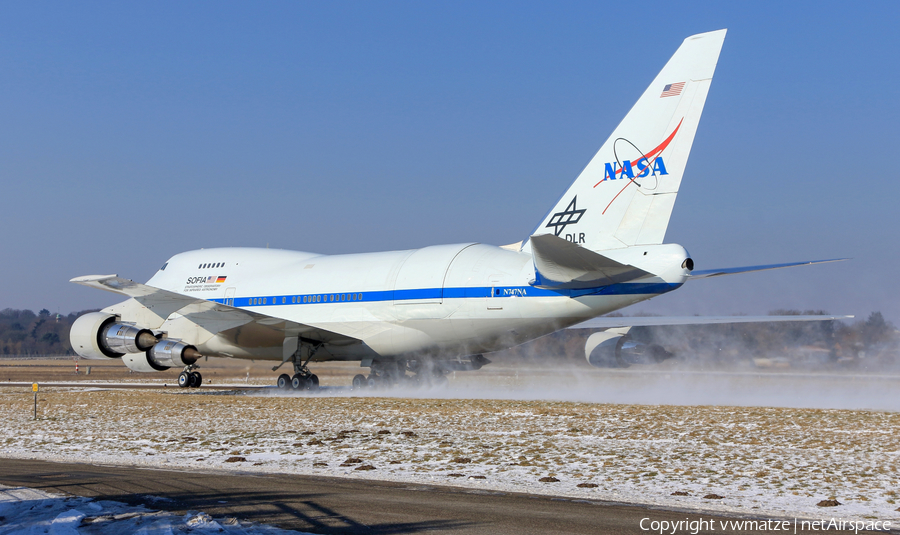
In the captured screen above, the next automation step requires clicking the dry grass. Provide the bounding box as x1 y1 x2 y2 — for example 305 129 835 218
0 385 898 521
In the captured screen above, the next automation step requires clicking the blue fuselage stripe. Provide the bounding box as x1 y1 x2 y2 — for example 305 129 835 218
210 283 682 307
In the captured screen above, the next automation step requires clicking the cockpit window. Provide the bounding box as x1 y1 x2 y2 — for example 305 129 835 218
160 262 168 271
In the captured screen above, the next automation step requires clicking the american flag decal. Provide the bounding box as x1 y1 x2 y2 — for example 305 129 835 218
660 82 685 98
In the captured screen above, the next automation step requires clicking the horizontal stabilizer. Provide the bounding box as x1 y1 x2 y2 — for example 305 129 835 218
689 258 848 279
570 314 854 330
530 234 650 289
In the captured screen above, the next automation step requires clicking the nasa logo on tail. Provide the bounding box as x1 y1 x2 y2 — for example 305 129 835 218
545 196 586 243
603 157 668 183
593 117 684 189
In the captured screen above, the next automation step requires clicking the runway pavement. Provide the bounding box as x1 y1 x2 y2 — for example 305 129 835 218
0 381 267 390
0 459 883 534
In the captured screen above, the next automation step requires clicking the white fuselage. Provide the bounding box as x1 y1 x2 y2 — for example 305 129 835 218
142 242 690 362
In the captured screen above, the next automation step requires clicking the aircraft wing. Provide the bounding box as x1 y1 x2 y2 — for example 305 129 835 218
569 314 853 330
688 259 848 279
70 274 361 346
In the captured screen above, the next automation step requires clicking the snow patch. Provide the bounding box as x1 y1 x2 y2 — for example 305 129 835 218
0 484 310 534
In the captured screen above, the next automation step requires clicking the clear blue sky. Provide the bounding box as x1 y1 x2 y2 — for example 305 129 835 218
1 1 897 323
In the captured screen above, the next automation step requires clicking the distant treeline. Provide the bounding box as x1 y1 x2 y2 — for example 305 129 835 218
1 308 897 369
0 309 97 357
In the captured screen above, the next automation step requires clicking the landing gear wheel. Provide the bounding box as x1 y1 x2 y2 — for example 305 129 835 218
189 372 202 388
277 373 291 390
366 375 378 389
352 374 366 390
309 374 319 391
178 371 191 388
291 374 309 391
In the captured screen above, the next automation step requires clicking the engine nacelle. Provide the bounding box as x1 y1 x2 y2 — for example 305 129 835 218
102 322 158 355
70 312 159 359
123 352 170 372
70 312 117 359
585 329 673 368
585 330 629 368
146 339 201 368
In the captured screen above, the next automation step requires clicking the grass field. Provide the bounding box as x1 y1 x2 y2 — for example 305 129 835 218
1 360 898 523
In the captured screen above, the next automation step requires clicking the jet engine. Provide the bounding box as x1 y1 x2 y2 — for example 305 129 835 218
123 352 170 372
70 312 158 359
121 341 201 372
585 329 673 368
146 339 201 368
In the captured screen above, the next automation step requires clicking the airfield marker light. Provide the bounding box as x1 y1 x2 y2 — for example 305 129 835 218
32 383 38 420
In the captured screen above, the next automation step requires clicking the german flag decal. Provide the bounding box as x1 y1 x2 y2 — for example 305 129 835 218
216 276 227 283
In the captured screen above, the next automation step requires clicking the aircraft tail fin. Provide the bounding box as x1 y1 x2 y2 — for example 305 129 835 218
524 29 726 253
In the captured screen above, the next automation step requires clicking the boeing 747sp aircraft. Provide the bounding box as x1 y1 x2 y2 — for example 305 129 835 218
69 29 846 390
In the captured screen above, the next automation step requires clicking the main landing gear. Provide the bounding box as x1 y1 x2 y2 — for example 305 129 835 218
351 360 449 391
276 371 319 391
177 364 202 388
275 337 321 393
